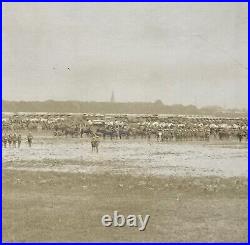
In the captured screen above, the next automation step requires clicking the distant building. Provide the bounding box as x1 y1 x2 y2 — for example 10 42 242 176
110 91 115 103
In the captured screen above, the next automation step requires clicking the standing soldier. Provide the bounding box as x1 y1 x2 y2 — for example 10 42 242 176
80 125 84 138
12 133 17 148
27 131 33 147
2 133 7 148
17 134 22 148
7 133 12 147
237 130 243 143
91 135 100 153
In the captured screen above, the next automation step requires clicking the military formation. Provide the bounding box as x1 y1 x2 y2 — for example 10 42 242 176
2 113 248 150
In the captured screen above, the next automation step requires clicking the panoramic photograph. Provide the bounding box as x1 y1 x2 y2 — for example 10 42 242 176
2 2 248 242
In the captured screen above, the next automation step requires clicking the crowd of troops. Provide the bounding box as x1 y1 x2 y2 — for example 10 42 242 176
2 114 248 147
50 117 247 143
93 123 247 142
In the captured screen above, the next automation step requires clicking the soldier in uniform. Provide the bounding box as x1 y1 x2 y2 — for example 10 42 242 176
17 134 22 148
27 132 33 147
2 133 7 148
80 125 84 138
91 135 100 153
7 133 12 147
12 133 17 148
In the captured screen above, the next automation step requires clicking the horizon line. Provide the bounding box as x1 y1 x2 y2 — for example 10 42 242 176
2 99 247 111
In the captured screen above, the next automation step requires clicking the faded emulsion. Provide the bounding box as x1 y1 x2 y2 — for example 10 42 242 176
2 2 248 242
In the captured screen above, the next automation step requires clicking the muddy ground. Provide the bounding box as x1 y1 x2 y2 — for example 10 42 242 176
2 136 248 177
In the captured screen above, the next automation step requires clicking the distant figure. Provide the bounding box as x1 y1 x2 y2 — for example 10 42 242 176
91 135 100 153
157 131 162 142
2 133 7 148
27 132 33 147
7 134 12 147
12 133 17 148
80 128 84 138
237 131 243 143
17 134 22 148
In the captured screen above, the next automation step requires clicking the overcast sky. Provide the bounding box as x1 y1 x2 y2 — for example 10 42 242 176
3 3 248 108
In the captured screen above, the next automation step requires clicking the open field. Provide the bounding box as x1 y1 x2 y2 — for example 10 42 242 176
2 135 248 177
3 1 248 242
2 136 248 242
2 169 247 242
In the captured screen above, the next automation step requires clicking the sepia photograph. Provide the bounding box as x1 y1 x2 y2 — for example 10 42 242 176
2 2 248 242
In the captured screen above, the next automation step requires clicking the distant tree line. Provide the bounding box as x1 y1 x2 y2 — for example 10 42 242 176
2 100 247 117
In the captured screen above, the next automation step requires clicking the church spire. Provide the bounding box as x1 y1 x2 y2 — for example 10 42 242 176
110 91 115 103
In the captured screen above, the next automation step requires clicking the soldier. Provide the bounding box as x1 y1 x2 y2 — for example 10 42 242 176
12 133 17 148
27 131 33 147
7 133 12 147
17 134 22 148
237 130 243 143
2 133 7 148
91 135 100 153
80 125 84 138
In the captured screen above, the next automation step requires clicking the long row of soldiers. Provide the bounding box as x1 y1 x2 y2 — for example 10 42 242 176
2 132 33 148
